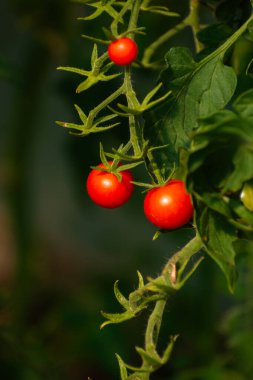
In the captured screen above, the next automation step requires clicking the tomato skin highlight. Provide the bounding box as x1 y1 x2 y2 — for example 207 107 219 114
86 163 134 208
108 37 138 65
144 180 194 229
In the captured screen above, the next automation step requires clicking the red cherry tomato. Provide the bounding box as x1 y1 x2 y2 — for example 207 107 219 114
144 180 194 229
108 37 138 65
86 162 134 208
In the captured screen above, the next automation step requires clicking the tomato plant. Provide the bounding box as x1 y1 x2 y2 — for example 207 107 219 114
144 180 194 229
108 37 138 65
57 0 253 378
86 162 134 208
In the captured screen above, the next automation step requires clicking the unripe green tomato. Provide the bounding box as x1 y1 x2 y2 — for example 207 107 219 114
240 180 253 211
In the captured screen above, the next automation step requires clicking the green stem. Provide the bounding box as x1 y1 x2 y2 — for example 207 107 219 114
129 235 203 308
142 18 189 67
126 236 203 379
145 299 166 351
142 0 203 67
124 66 142 156
119 0 143 156
162 234 203 275
93 51 109 76
128 0 142 39
111 0 131 37
200 13 253 63
88 84 125 127
141 0 204 66
145 150 164 184
189 0 203 53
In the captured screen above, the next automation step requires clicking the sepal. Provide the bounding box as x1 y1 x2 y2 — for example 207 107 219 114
77 0 123 21
115 83 172 115
56 105 119 136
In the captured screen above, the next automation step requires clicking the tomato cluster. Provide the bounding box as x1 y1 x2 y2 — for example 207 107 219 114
86 40 194 229
86 164 194 230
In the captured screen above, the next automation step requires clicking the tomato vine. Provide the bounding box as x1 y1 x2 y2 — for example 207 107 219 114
57 0 253 378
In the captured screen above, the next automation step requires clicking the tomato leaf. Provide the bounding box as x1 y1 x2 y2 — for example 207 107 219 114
115 354 128 380
144 46 237 178
233 239 253 257
188 89 253 194
188 88 253 290
196 206 238 293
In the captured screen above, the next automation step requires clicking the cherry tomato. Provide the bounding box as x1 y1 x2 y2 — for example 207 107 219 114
86 162 134 208
108 37 138 65
240 180 253 211
144 180 194 229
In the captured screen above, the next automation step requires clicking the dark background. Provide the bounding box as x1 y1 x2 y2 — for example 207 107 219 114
0 0 253 379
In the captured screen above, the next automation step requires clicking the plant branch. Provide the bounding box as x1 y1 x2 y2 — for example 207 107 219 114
114 235 203 379
123 66 142 156
189 0 203 53
128 0 142 39
88 84 125 127
142 0 203 67
121 0 143 157
145 299 166 351
111 0 132 37
142 18 189 67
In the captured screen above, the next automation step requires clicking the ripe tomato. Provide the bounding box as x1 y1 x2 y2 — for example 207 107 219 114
144 180 194 229
108 37 138 65
86 162 134 208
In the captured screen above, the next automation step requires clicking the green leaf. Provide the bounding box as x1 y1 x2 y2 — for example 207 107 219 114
137 271 144 288
197 193 233 219
187 88 253 289
74 104 87 124
135 347 161 367
115 83 171 116
142 82 163 105
144 46 237 177
160 335 179 363
116 161 143 172
57 105 120 136
233 239 253 257
57 66 90 76
233 87 253 122
81 34 110 45
91 43 98 66
55 120 85 133
76 76 99 93
77 0 123 21
94 113 118 125
196 207 237 292
115 354 128 380
57 47 118 94
228 199 253 228
141 5 179 17
100 310 136 328
188 89 253 194
114 281 129 309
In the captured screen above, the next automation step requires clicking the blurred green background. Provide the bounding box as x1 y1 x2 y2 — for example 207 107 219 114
1 0 253 379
